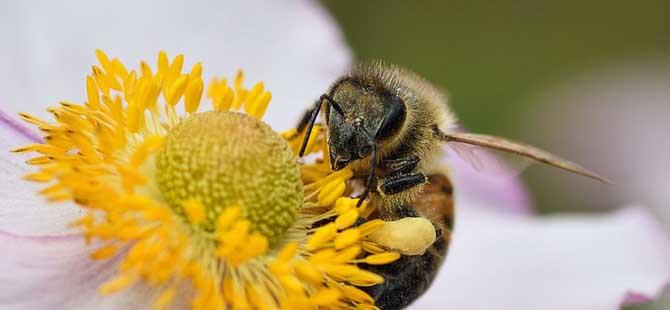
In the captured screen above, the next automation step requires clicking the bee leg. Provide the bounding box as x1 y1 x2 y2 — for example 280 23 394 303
378 172 428 196
382 155 420 174
361 205 447 310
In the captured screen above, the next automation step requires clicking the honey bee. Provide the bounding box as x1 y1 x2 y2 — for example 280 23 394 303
298 61 607 210
297 61 607 309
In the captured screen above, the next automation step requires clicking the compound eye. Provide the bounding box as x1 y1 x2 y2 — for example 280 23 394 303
358 144 372 158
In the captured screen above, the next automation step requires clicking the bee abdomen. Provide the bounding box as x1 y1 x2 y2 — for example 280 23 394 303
362 174 454 309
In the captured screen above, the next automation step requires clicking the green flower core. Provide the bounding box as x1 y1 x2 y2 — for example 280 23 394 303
155 111 303 245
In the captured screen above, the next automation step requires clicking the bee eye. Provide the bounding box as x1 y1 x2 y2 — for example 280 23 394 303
359 145 372 157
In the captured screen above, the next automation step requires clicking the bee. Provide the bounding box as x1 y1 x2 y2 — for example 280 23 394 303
297 61 607 309
298 61 607 210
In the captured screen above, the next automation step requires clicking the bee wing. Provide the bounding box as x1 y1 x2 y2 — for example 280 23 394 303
439 131 611 183
447 140 533 177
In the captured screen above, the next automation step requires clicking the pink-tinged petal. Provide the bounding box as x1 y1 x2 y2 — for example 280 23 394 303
447 147 532 214
0 0 351 131
621 284 669 307
413 206 670 310
0 116 82 235
0 0 350 234
0 230 164 309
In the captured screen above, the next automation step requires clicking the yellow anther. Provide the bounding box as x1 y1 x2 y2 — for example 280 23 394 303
311 288 341 305
166 75 189 106
277 242 298 262
126 102 144 133
90 244 118 260
184 77 204 113
111 58 129 79
318 179 346 207
86 76 100 110
340 285 374 304
216 206 241 230
356 219 385 236
140 61 153 78
294 261 323 284
334 197 355 214
364 252 401 265
346 270 384 287
182 198 206 224
244 82 264 113
249 92 272 119
157 51 169 74
130 135 164 167
153 286 176 310
279 275 303 293
307 223 337 250
332 245 361 263
335 209 359 230
190 62 203 79
99 273 136 295
334 229 360 249
95 49 112 72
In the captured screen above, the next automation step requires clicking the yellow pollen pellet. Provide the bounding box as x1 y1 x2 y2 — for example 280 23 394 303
364 252 401 265
335 209 359 230
334 229 360 249
307 223 337 250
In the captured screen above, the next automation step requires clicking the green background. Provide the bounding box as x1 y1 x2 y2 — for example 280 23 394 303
322 1 669 308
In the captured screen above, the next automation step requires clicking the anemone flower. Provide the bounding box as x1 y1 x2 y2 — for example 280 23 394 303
1 1 669 310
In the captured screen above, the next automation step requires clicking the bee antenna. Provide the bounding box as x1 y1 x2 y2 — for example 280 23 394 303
299 94 341 157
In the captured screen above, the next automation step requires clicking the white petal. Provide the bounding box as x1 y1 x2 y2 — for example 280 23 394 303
0 0 351 131
0 114 82 235
0 0 350 234
0 231 164 310
413 206 670 310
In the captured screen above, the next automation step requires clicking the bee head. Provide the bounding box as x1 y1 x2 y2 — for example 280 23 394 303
325 78 407 170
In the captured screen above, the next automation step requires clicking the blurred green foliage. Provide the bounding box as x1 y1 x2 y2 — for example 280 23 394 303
323 1 669 308
322 0 670 210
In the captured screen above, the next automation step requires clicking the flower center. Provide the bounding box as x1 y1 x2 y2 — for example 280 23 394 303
155 111 302 245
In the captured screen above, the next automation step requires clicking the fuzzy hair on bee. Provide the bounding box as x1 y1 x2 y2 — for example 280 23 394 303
295 61 608 309
299 60 608 213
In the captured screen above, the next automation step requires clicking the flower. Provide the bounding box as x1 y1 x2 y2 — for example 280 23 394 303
9 49 407 309
1 1 669 309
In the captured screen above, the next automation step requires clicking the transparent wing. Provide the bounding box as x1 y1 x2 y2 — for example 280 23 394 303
434 127 610 183
447 141 533 178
